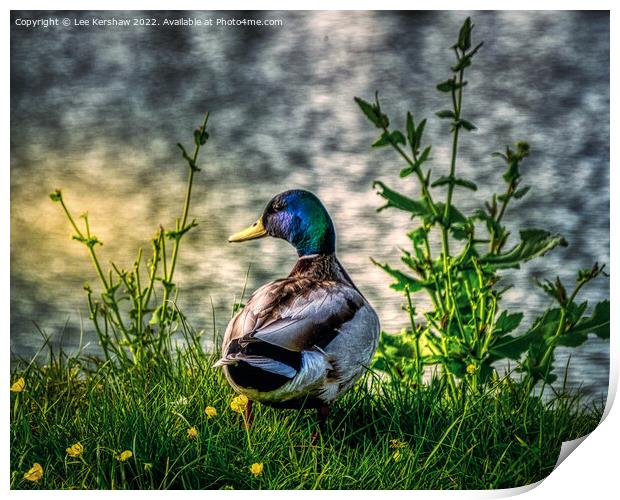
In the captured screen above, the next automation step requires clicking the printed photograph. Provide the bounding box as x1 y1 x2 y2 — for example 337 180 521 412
10 10 610 490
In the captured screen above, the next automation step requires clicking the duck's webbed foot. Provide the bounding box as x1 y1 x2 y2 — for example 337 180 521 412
311 404 330 444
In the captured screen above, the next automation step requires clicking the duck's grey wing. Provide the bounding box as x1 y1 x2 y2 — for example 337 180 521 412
215 279 370 391
235 280 365 352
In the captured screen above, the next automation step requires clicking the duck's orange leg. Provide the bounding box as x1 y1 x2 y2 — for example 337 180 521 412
311 404 330 444
245 399 254 429
318 404 330 431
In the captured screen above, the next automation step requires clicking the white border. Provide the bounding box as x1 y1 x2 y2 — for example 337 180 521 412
4 2 616 498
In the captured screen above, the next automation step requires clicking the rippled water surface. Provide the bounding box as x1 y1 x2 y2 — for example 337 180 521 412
10 11 609 398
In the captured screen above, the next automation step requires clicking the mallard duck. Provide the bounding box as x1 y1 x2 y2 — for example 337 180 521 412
214 189 380 425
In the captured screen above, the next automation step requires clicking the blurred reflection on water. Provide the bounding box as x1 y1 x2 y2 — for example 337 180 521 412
10 11 609 398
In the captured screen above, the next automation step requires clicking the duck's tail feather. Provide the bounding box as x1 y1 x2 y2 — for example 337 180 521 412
213 353 297 379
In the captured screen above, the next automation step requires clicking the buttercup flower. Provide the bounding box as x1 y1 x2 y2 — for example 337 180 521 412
249 462 264 477
117 450 133 462
230 394 249 414
466 364 477 375
11 377 25 393
204 406 217 417
187 426 198 439
23 463 43 482
392 451 402 462
66 442 84 458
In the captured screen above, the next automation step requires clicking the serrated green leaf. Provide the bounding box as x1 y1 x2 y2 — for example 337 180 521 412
373 181 430 218
531 308 563 339
472 208 502 236
494 311 524 335
371 258 435 292
480 229 568 269
408 227 428 246
446 359 467 377
567 301 589 325
489 331 531 359
435 202 468 225
569 300 609 339
450 223 471 240
556 332 588 347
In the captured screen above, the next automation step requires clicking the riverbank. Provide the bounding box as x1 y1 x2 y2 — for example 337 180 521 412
10 335 602 490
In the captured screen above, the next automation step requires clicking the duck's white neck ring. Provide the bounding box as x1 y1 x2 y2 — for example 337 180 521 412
298 253 320 260
297 253 337 260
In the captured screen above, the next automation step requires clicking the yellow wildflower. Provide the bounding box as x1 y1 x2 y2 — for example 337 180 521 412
204 406 217 417
66 442 84 458
117 450 133 462
11 377 25 393
389 439 407 449
466 364 477 375
230 394 249 414
23 463 43 482
187 426 199 439
392 451 402 462
249 462 264 477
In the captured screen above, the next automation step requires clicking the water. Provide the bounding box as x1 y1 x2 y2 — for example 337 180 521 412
10 11 609 399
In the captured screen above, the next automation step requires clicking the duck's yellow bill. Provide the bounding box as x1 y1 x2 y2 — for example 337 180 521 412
228 218 267 242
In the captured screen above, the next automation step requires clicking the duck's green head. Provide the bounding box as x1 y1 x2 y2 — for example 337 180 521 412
228 189 336 256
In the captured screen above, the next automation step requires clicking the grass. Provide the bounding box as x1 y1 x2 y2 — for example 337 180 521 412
10 324 602 490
